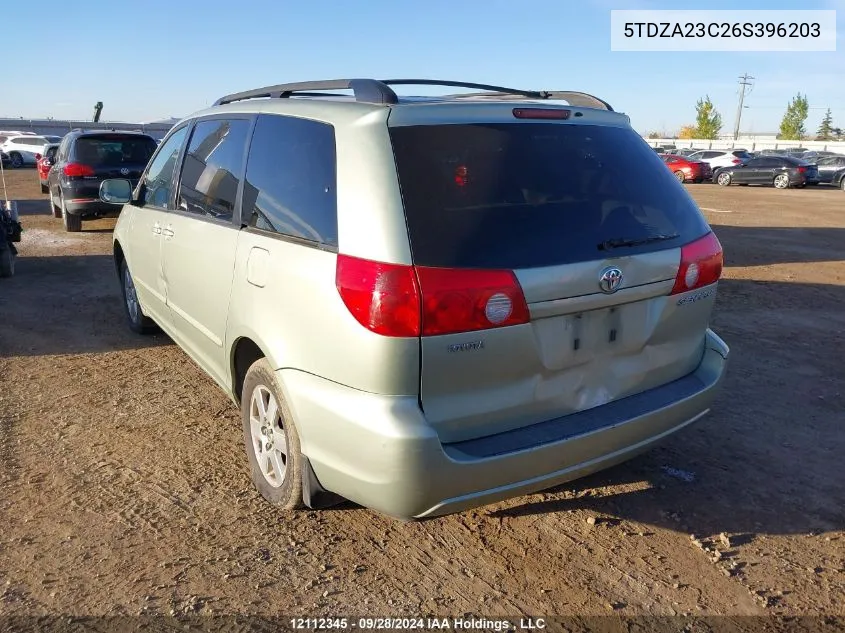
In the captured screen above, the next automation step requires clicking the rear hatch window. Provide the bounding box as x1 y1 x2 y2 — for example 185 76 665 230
75 135 157 167
389 123 710 269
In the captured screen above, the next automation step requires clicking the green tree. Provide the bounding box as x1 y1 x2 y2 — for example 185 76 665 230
816 108 834 140
694 96 722 139
779 93 809 140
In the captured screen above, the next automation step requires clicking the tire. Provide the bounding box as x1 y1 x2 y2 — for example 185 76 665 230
9 153 23 169
773 174 790 189
40 183 48 194
674 170 685 183
119 259 157 334
717 172 732 187
49 191 62 218
61 198 82 232
0 243 14 278
241 358 305 510
841 178 845 192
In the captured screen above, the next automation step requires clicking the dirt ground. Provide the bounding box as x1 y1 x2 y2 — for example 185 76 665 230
1 167 843 625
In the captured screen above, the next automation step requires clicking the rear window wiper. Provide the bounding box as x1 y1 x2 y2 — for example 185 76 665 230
597 233 679 251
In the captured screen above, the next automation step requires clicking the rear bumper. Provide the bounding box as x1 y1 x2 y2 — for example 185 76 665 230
281 329 730 519
63 198 122 218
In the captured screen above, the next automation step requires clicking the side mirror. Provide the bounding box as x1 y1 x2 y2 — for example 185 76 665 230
100 179 133 204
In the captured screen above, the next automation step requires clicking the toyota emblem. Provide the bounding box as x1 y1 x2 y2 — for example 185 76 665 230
120 168 130 176
598 267 623 294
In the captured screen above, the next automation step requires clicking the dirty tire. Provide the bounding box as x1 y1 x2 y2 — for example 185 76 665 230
0 244 14 278
241 359 304 510
120 259 157 334
62 200 82 232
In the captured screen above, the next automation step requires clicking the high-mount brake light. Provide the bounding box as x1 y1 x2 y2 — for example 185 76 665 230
454 165 468 187
512 108 571 120
670 232 723 295
336 255 530 337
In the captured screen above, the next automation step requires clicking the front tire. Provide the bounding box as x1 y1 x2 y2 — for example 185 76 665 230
774 174 790 189
119 259 157 334
61 198 82 232
841 178 845 192
9 153 23 169
49 191 62 218
717 172 732 187
241 359 304 510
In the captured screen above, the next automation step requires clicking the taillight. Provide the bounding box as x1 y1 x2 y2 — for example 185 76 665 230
670 232 723 295
797 166 807 173
336 255 421 337
63 163 95 177
416 267 530 336
732 158 741 164
335 255 530 337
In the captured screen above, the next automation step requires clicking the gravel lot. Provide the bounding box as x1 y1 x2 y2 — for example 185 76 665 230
1 168 843 623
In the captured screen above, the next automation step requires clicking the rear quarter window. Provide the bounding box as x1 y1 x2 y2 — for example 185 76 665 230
389 122 710 269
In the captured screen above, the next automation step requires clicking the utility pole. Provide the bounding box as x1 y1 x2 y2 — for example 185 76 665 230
733 74 754 140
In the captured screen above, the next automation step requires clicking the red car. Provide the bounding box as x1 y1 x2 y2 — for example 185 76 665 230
660 154 712 184
35 143 60 194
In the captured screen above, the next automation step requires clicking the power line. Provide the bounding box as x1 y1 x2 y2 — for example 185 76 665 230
733 73 754 140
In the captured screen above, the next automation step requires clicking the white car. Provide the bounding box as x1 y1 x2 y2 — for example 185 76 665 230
689 149 752 172
0 135 55 168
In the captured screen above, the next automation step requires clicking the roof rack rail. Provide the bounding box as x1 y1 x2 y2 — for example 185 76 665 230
213 79 613 111
213 79 399 106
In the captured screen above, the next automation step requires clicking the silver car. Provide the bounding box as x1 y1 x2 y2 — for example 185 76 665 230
101 78 730 519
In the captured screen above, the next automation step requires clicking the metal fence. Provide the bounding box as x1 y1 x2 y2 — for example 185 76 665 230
0 118 176 140
643 137 845 152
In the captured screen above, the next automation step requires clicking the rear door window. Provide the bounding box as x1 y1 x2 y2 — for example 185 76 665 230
389 123 710 270
75 135 157 166
177 118 251 223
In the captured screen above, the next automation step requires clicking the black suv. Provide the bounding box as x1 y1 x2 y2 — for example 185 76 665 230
47 130 158 232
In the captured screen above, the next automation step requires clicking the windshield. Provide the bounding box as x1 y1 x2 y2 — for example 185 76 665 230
389 122 710 269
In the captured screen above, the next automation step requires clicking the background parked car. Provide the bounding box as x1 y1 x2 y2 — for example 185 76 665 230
36 143 60 193
47 130 157 232
669 148 702 157
714 155 818 189
0 134 55 168
688 149 752 171
660 153 712 183
828 166 845 191
814 155 845 184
